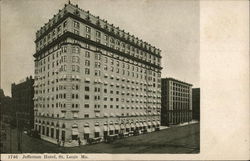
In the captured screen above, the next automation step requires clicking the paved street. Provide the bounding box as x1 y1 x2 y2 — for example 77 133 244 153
5 123 199 153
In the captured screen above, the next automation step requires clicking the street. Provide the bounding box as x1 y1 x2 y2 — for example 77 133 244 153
3 123 199 153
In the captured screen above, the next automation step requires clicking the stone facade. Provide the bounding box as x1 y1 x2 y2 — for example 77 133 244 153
161 78 192 126
33 2 162 146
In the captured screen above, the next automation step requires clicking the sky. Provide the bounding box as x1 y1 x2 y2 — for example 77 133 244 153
1 0 199 96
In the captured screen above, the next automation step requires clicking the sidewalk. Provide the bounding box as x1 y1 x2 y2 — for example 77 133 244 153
160 120 199 130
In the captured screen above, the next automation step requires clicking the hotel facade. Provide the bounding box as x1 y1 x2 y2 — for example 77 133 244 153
33 2 162 146
161 78 192 126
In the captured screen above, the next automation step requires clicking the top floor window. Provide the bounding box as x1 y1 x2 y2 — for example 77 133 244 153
57 25 61 33
110 37 115 43
96 31 101 38
63 20 67 27
86 26 91 33
73 21 80 28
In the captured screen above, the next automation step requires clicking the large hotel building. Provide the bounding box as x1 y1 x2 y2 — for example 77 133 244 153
161 78 192 126
33 2 162 146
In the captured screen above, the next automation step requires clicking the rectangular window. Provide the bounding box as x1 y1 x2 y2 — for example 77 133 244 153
84 104 89 108
86 26 91 33
96 31 101 37
73 21 80 28
85 86 90 91
74 29 79 35
85 68 90 74
85 51 90 58
85 95 90 100
86 34 91 39
104 35 108 41
85 60 90 66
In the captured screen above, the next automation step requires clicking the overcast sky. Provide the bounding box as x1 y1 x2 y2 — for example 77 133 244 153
1 0 199 96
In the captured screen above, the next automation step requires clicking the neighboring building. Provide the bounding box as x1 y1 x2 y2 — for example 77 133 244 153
161 78 192 126
33 2 162 146
11 76 34 130
0 89 15 126
0 89 15 153
192 88 200 121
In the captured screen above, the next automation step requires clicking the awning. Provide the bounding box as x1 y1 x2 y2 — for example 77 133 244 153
148 122 152 126
94 126 101 132
152 121 157 126
83 127 90 133
110 113 115 117
115 124 120 130
72 128 79 135
121 124 125 129
131 123 135 128
139 122 144 127
109 125 115 131
125 124 130 128
95 113 100 117
103 126 108 131
85 78 90 82
135 123 140 128
143 122 148 127
104 113 109 117
157 121 160 125
72 124 78 128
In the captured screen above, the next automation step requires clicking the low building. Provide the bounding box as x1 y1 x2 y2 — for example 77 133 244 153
0 89 15 153
161 78 192 126
11 76 34 130
192 88 200 121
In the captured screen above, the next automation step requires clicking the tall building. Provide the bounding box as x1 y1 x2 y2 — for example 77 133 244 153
11 76 35 130
192 88 200 121
33 2 162 146
161 78 192 126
